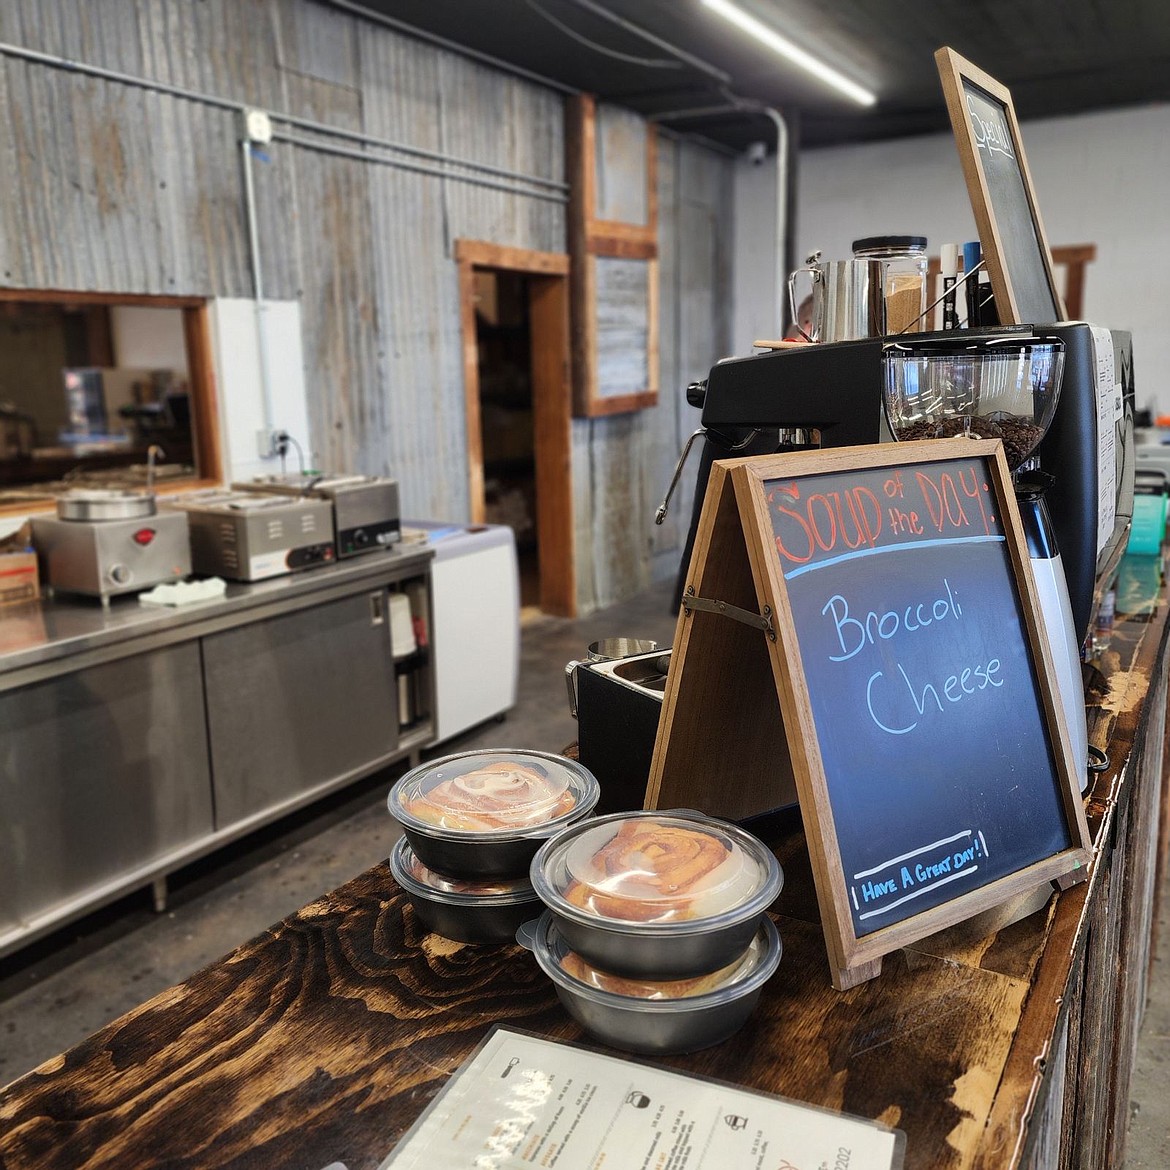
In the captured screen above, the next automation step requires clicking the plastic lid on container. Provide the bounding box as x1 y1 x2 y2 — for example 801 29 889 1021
388 749 599 837
852 235 928 254
390 836 536 903
530 913 783 1007
532 810 782 928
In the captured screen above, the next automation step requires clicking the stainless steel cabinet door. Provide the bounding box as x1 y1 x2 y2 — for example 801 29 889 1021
0 643 213 933
202 589 398 828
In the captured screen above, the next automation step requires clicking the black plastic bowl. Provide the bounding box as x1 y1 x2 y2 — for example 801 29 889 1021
390 837 543 944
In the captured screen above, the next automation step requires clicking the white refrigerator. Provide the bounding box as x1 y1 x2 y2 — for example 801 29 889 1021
411 522 520 744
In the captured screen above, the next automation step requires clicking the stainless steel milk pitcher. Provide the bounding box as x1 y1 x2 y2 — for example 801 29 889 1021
787 250 886 343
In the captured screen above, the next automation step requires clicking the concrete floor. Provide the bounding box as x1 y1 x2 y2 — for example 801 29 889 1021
1 578 1167 1165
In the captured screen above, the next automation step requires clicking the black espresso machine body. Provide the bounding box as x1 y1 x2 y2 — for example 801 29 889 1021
693 323 1135 648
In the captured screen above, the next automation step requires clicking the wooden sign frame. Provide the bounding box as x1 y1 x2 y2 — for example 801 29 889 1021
935 47 1067 325
646 439 1092 989
566 95 659 417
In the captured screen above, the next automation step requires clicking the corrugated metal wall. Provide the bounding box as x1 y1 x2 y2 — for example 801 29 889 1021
0 0 734 614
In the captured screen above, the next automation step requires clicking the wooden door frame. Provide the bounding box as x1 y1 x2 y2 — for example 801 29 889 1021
456 240 576 618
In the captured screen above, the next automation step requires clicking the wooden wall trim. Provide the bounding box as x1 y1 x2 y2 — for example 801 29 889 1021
529 275 576 617
645 122 658 234
567 94 659 417
579 390 658 417
587 235 657 261
566 95 599 417
182 303 224 485
454 240 569 276
0 288 205 309
455 239 575 615
589 221 656 249
457 256 486 526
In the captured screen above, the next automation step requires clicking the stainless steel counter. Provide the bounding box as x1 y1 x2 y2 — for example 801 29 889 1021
0 546 436 958
0 546 434 689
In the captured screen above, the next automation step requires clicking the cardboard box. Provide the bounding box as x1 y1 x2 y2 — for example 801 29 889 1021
0 550 40 609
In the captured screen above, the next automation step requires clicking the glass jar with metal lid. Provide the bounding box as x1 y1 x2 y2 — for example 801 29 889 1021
852 235 929 334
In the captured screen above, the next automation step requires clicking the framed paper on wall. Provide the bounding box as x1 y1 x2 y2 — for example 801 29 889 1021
566 95 659 417
935 47 1067 325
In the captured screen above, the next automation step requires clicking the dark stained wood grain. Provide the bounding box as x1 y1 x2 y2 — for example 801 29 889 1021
1 560 1166 1170
0 883 571 1169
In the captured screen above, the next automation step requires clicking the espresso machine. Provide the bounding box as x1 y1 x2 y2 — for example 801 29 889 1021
676 323 1135 647
665 324 1135 787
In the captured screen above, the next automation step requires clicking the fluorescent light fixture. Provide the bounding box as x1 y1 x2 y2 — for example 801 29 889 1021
701 0 877 107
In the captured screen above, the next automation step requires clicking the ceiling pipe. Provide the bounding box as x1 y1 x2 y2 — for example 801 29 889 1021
324 0 578 93
559 0 733 85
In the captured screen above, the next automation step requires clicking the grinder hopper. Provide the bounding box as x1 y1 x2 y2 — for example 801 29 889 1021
882 333 1096 790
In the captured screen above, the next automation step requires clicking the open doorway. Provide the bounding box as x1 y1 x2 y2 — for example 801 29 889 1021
457 240 575 619
474 270 539 606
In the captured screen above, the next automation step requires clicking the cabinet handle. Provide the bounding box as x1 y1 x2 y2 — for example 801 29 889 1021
369 592 385 625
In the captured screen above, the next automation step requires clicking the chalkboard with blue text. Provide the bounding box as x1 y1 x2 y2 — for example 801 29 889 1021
645 439 1092 989
935 46 1067 325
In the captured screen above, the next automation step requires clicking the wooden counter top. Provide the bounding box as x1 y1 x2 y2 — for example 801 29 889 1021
1 555 1166 1170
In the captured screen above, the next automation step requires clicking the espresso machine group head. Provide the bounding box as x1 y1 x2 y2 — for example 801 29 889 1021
699 338 888 446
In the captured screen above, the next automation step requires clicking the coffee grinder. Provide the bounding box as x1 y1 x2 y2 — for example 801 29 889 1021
882 331 1097 788
660 324 1136 789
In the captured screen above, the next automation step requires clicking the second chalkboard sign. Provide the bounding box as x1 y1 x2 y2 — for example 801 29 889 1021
936 47 1066 325
647 438 1092 989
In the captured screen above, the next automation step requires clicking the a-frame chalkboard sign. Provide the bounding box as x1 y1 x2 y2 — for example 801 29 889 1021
646 438 1092 990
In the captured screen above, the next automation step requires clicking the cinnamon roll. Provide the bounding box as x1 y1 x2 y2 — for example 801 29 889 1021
405 760 576 831
559 948 744 1000
562 819 752 922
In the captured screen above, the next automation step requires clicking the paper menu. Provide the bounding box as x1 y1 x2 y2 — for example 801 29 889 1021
381 1029 904 1170
1090 324 1119 559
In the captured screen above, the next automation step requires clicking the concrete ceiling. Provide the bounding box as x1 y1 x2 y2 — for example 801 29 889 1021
330 0 1170 155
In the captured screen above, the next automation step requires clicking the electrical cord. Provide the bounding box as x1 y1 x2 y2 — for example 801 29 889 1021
275 431 306 478
523 0 682 68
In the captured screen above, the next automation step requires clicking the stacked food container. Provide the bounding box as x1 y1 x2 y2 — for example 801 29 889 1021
387 749 600 943
526 809 784 1054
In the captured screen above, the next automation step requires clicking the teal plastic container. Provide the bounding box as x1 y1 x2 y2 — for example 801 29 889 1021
1128 470 1168 554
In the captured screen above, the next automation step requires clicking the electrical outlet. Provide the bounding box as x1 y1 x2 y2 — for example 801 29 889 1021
256 428 279 458
244 108 273 144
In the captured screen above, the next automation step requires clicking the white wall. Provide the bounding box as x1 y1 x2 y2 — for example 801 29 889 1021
793 104 1170 415
732 156 786 354
209 299 313 484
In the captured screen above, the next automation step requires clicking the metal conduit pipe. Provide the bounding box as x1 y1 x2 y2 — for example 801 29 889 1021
0 40 565 197
324 0 578 96
761 106 790 337
272 110 566 194
239 139 278 445
270 129 569 203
